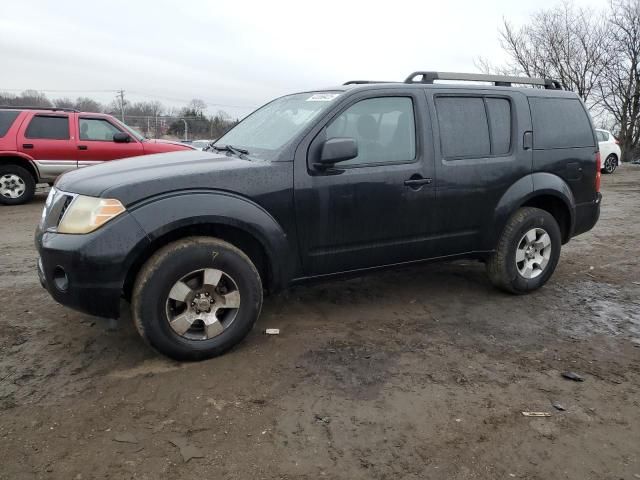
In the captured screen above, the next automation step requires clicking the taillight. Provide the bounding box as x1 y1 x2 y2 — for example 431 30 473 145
614 137 620 145
595 151 601 192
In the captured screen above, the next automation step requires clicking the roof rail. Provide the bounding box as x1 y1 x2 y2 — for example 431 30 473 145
0 105 80 113
404 71 564 90
343 80 397 85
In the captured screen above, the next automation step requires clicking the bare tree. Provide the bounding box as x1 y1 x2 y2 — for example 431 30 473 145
188 99 207 116
496 3 611 104
598 0 640 161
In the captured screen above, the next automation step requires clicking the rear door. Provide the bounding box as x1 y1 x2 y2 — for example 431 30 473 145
426 89 532 254
294 89 437 276
76 116 143 167
18 113 77 179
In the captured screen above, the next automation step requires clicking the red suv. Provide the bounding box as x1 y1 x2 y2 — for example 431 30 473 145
0 107 193 205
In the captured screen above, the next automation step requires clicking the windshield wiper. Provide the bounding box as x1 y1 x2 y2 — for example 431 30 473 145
211 144 249 156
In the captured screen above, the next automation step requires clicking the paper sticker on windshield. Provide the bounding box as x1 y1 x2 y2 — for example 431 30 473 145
306 93 340 102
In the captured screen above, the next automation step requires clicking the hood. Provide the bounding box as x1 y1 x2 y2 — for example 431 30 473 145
142 138 194 154
55 150 275 205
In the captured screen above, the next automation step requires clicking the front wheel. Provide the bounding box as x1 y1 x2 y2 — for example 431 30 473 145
0 165 36 205
486 207 561 294
132 237 263 360
603 154 617 174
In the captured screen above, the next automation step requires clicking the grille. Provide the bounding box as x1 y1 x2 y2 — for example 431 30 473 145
57 195 73 225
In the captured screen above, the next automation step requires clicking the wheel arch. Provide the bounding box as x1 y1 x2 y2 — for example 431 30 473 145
491 173 576 247
0 153 39 182
122 192 294 299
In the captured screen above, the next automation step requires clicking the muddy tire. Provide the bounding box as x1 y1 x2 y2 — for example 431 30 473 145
132 236 263 361
486 207 561 294
0 165 36 205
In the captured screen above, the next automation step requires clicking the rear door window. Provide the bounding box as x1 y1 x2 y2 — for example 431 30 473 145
486 98 511 155
25 115 70 140
0 110 21 137
529 98 594 149
436 97 490 158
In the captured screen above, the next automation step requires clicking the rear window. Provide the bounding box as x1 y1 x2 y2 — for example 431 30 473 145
25 115 70 140
0 110 20 137
529 98 594 149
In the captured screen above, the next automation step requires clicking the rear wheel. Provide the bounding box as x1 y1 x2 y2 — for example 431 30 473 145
603 154 617 174
132 237 263 360
486 207 561 294
0 165 35 205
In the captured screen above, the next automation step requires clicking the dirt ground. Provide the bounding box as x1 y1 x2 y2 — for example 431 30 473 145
1 168 639 480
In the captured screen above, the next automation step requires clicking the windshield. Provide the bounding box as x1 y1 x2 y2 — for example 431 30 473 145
113 118 146 141
215 91 342 159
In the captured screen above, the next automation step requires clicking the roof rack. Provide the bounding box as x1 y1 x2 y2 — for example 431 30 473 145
0 105 80 113
404 71 564 90
343 80 397 85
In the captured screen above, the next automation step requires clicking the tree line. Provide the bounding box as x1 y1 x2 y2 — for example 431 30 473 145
478 0 640 161
0 91 238 140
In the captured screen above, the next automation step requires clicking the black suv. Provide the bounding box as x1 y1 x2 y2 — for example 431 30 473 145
35 71 602 360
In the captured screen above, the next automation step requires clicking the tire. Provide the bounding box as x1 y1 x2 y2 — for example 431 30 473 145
603 154 617 174
132 236 263 361
0 164 36 205
486 207 561 294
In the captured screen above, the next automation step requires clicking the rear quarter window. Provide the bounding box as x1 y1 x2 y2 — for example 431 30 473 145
529 98 594 149
0 110 21 137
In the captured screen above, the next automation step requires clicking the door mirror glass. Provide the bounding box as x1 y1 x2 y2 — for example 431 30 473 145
319 137 358 164
113 132 131 143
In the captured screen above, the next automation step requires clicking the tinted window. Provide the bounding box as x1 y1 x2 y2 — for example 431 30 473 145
0 110 20 137
436 97 490 158
79 118 121 141
529 98 594 149
486 98 511 155
25 115 69 140
596 130 608 142
325 97 415 166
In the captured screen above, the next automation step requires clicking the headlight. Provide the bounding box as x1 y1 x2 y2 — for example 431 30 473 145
57 196 126 234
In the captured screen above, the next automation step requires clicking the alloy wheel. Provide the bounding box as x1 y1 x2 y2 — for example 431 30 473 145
515 228 552 279
165 268 241 340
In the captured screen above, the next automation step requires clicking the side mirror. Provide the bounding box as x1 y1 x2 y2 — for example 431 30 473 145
318 137 358 165
113 132 131 143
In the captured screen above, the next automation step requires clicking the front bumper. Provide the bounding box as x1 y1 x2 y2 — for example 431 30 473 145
36 212 150 319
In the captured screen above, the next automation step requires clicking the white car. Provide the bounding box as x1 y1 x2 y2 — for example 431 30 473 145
596 129 621 174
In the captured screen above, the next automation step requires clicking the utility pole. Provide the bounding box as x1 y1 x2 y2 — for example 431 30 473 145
117 89 125 123
181 118 188 141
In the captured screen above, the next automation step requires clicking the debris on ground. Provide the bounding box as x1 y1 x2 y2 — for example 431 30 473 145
314 414 331 424
521 412 551 417
551 402 566 411
169 437 204 463
265 328 280 335
561 371 585 382
113 433 138 444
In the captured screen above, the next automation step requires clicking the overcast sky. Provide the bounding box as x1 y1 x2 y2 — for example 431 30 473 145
1 0 606 118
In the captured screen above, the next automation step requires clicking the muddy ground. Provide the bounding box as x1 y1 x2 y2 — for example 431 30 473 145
1 168 639 480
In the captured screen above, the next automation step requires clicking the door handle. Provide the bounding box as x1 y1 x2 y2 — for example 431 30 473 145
22 144 34 149
523 131 533 150
404 177 432 187
78 145 88 150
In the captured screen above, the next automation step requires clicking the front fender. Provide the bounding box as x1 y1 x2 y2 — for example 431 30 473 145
128 190 293 291
488 173 576 248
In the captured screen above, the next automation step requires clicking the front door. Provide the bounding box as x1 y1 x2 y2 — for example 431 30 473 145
76 116 143 167
294 92 436 276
